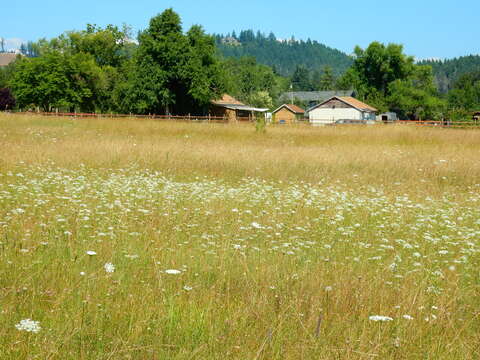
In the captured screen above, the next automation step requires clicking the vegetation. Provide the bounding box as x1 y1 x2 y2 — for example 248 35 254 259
338 42 445 119
0 88 15 110
419 55 480 93
447 70 480 121
115 10 224 115
1 11 480 119
215 30 353 77
222 56 284 108
1 114 480 359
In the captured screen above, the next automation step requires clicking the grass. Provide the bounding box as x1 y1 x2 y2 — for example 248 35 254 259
1 113 480 359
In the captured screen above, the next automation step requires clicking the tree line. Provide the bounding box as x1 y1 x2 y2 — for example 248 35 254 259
215 30 353 77
0 9 479 120
0 10 286 114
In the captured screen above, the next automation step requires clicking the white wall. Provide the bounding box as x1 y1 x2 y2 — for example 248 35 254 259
309 108 362 124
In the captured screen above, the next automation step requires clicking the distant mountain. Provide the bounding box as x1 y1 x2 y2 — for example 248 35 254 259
419 55 480 93
214 30 353 77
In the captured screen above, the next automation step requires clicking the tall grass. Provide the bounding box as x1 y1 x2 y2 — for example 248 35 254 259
1 114 479 359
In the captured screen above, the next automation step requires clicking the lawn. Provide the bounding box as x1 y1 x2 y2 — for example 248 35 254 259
1 114 479 359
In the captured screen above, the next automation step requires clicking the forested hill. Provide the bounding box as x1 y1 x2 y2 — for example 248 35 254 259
214 30 353 77
419 55 480 93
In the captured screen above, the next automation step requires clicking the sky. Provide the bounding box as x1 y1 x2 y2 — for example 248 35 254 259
1 0 479 60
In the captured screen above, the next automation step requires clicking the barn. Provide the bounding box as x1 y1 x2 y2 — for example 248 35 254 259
272 104 305 124
308 96 377 125
210 94 268 122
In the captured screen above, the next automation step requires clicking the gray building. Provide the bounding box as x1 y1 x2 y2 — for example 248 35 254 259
280 90 356 109
376 112 398 122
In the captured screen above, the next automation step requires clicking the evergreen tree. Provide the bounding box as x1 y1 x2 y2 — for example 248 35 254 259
317 65 335 90
291 65 313 91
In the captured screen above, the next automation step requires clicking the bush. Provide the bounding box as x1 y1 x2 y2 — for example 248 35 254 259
0 88 15 110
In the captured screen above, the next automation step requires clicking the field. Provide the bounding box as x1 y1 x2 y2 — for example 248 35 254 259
1 114 480 359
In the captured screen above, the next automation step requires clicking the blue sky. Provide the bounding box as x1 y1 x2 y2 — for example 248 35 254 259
1 0 479 60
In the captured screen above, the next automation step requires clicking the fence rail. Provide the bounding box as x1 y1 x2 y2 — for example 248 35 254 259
6 111 480 128
397 120 480 128
11 111 231 122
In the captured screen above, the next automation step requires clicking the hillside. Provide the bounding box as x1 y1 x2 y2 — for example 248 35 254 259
214 30 353 77
419 55 480 93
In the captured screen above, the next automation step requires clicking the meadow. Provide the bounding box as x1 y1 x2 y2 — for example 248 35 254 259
1 113 479 359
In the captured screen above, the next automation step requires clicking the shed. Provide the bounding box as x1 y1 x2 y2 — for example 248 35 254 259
308 96 378 125
377 112 398 123
210 94 268 122
272 104 305 124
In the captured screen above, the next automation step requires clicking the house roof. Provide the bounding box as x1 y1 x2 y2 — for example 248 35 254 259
340 97 378 112
273 103 305 114
0 53 18 67
308 96 378 113
280 90 355 103
211 94 245 106
211 94 268 112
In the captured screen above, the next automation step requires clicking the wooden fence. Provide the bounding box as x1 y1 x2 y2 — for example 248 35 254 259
12 111 231 123
397 120 480 128
7 111 480 128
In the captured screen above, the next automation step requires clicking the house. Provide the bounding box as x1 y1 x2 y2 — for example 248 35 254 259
210 94 268 122
377 112 398 123
272 104 305 124
308 96 377 125
0 53 18 67
280 90 355 109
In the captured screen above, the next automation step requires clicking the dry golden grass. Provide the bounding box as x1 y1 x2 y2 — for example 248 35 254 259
1 114 480 359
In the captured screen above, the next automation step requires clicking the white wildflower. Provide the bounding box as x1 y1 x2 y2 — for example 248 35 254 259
369 315 393 322
165 269 181 275
86 250 97 256
104 262 115 273
402 314 414 320
15 319 41 333
183 285 193 291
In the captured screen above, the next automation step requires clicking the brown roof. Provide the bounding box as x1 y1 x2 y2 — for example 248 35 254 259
211 94 245 106
273 104 305 114
0 53 18 67
338 96 378 112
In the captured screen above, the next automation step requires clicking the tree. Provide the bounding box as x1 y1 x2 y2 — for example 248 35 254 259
291 65 313 91
68 24 132 67
30 24 133 67
119 9 224 115
314 65 335 90
179 25 224 113
447 70 480 111
387 66 446 120
0 88 15 110
221 57 281 105
344 41 444 117
245 91 273 109
10 52 105 112
348 42 415 99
